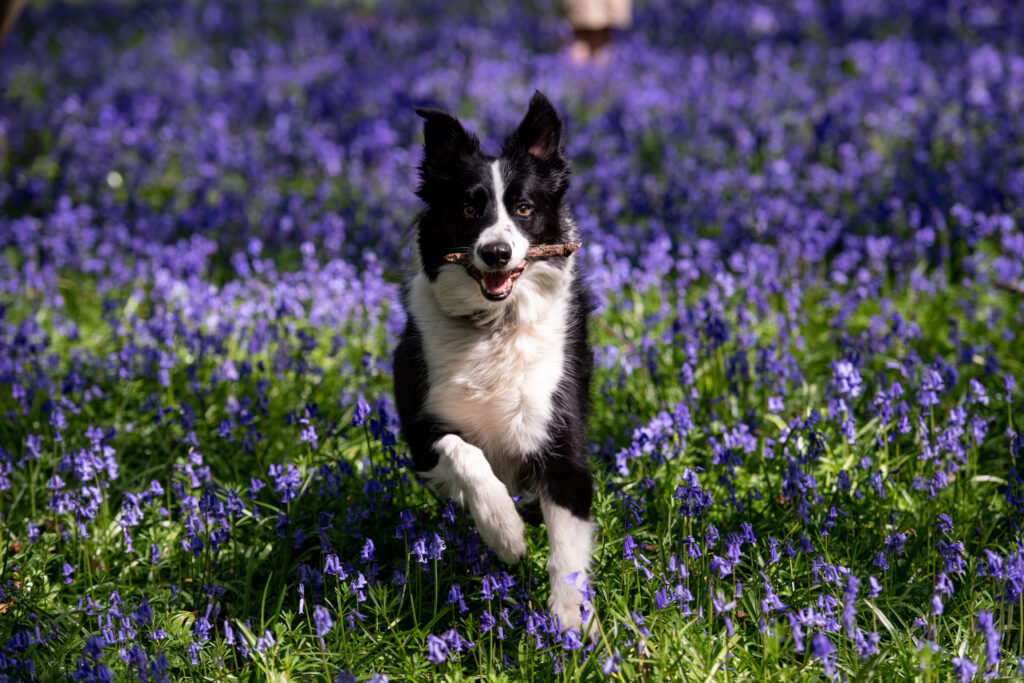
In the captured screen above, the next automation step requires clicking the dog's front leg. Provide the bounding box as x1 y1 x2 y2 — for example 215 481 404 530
541 496 595 636
424 434 526 564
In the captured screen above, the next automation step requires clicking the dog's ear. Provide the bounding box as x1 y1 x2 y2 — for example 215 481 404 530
507 91 566 165
416 108 479 175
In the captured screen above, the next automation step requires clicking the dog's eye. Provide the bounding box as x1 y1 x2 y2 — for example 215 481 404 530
515 204 532 217
463 205 476 217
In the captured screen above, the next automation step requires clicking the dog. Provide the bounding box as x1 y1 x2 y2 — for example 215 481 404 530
393 92 595 634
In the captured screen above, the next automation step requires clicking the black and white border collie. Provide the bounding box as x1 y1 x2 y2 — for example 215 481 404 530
393 92 595 634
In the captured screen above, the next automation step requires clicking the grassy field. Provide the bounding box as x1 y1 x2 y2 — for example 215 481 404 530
3 1 1024 681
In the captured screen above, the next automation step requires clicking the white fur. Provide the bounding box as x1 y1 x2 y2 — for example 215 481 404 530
423 434 526 563
472 161 529 269
409 259 573 474
542 498 595 637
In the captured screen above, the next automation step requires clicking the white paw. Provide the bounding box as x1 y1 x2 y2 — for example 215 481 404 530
468 482 526 563
430 435 526 563
548 579 597 641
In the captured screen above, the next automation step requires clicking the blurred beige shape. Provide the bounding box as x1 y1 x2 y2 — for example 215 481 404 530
563 0 632 30
2 0 27 43
563 0 632 64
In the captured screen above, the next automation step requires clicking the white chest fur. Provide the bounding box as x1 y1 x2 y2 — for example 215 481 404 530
409 262 571 485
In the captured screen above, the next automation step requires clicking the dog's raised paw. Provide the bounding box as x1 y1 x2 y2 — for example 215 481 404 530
468 485 526 563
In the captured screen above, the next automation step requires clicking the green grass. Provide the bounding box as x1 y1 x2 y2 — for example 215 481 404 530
2 263 1023 681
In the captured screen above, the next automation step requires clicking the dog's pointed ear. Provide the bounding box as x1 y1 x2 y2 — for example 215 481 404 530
416 108 479 172
508 91 566 164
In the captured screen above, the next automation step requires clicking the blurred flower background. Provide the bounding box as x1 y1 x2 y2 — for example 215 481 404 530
1 0 1024 680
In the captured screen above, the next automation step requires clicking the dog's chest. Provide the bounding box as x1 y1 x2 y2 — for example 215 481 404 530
423 312 567 462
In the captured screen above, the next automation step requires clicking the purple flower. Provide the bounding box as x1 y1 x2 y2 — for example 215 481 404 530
82 635 105 660
268 463 301 504
919 366 945 409
854 629 880 659
352 396 372 427
873 551 889 570
833 360 864 398
562 628 585 651
255 629 276 652
132 599 153 627
601 652 622 675
324 554 346 580
313 605 334 637
884 532 907 556
975 610 1000 667
360 538 375 563
951 656 977 682
447 584 468 614
299 419 318 450
929 572 955 615
810 633 836 676
426 532 446 561
425 634 447 664
967 379 989 406
842 575 859 636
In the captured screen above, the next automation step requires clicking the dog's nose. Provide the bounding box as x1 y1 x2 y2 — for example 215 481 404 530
479 242 513 267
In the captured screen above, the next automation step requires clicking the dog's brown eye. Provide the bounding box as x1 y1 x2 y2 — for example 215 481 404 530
463 205 476 217
515 204 532 217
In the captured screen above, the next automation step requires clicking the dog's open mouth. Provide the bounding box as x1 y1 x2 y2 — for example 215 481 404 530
464 260 527 301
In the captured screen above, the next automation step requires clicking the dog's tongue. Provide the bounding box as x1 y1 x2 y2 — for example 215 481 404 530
483 270 514 295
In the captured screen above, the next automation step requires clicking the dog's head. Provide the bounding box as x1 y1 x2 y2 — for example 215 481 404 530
413 92 575 317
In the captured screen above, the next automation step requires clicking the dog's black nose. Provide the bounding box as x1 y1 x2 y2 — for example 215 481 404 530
479 242 513 267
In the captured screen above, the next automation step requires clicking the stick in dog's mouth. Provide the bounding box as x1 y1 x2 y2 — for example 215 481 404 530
444 242 582 301
443 241 582 267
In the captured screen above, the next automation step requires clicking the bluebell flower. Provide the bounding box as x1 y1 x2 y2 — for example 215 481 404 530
352 396 372 427
975 610 1000 667
951 656 977 682
132 599 153 627
967 378 989 405
426 532 446 561
425 634 447 664
919 366 945 409
82 634 105 660
255 630 276 652
810 633 836 676
299 418 318 450
447 584 468 614
601 652 622 675
268 463 301 504
313 605 334 637
360 538 375 563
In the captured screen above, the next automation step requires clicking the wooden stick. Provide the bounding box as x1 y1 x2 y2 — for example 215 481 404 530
994 279 1024 297
444 242 582 266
